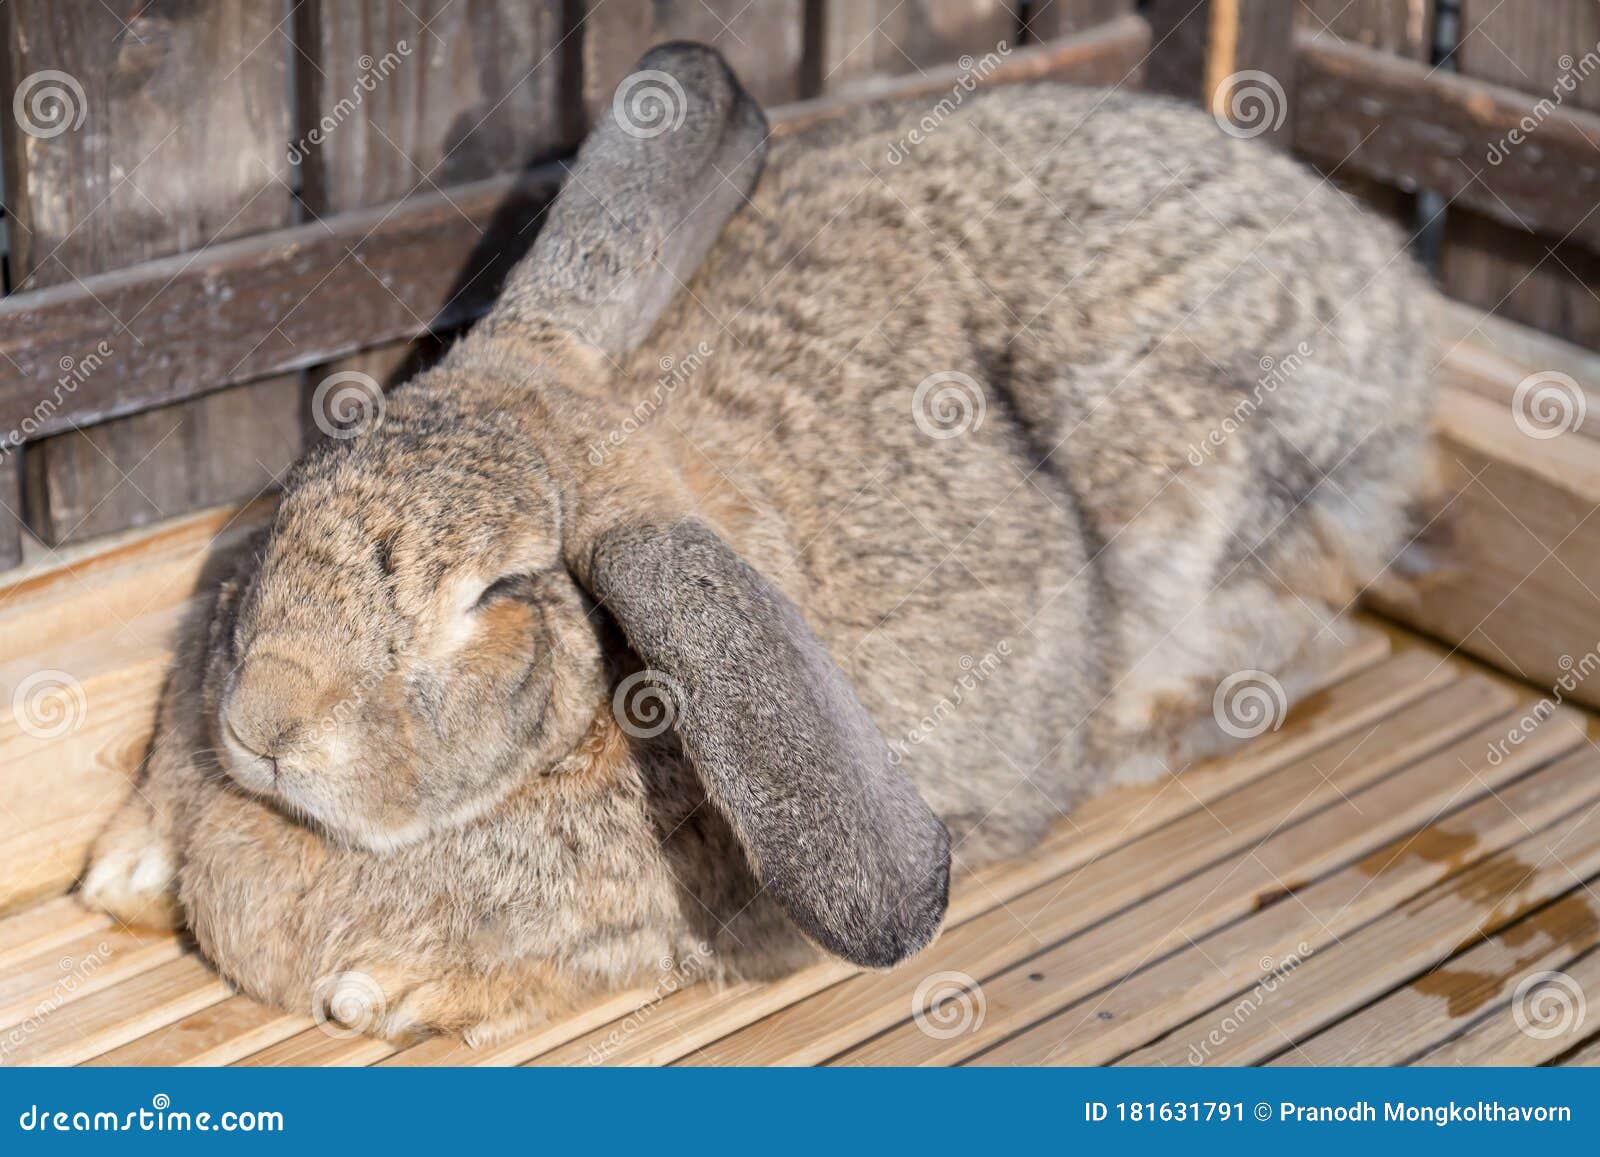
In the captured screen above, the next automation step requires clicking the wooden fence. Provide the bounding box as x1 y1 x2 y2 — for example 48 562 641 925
0 0 1594 572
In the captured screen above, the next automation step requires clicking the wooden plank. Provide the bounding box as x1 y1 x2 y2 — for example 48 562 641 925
0 1 302 547
87 995 311 1068
390 628 1402 1067
1296 0 1433 58
0 167 556 440
0 603 188 912
0 15 1150 440
1559 1032 1600 1066
1294 31 1600 251
679 676 1524 1066
1441 214 1600 352
24 379 301 545
1367 384 1600 712
773 13 1150 136
1283 883 1600 1065
296 0 573 213
831 702 1586 1066
377 985 678 1067
0 497 270 660
295 1 572 414
1145 0 1296 147
1292 0 1433 224
0 461 20 571
0 3 288 280
1416 942 1600 1065
1433 297 1600 439
0 499 271 911
1440 0 1600 346
1027 1 1135 41
234 1028 399 1068
1048 754 1600 1065
583 1 805 110
0 926 182 1032
815 1 1015 94
0 898 109 972
0 955 229 1067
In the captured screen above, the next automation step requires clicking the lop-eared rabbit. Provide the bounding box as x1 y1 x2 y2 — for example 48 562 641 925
82 44 1434 1041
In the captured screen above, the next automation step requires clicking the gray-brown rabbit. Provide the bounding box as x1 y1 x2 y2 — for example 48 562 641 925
81 42 1435 1042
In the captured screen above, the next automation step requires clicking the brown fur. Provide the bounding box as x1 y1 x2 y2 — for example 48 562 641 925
81 56 1434 1040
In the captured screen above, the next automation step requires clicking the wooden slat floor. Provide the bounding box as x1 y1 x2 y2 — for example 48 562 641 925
4 623 1600 1067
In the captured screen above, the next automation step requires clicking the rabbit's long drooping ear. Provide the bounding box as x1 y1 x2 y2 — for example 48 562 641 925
493 41 768 356
510 45 949 963
589 521 952 969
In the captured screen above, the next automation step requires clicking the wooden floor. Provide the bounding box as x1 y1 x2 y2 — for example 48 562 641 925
4 623 1600 1066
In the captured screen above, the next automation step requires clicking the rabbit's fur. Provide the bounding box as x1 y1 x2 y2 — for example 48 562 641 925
81 45 1434 1042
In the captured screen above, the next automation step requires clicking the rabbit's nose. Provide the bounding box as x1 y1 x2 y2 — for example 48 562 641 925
221 712 279 788
221 648 328 789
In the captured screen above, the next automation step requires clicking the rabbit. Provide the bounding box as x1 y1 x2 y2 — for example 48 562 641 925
80 41 1436 1043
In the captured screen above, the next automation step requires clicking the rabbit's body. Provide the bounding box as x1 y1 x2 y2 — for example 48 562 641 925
621 83 1430 835
83 72 1433 1042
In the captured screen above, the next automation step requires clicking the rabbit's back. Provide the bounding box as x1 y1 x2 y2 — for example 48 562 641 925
691 83 1432 525
641 82 1434 805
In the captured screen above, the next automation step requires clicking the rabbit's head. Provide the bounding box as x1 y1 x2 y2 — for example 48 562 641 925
209 43 950 970
209 393 607 852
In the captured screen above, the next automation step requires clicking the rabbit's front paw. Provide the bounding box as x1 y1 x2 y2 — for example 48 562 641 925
79 796 182 930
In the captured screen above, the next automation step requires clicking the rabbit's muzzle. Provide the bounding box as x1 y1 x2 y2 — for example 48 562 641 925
218 645 372 823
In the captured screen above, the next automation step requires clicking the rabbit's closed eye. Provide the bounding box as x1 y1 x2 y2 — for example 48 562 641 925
475 573 538 608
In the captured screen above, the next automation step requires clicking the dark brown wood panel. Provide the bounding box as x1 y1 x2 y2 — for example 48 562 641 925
582 0 805 112
1294 0 1433 224
1145 0 1296 146
1026 0 1134 41
0 169 561 442
295 0 574 446
24 379 302 542
0 462 21 569
1442 219 1600 351
0 1 301 547
1294 32 1600 251
0 17 1150 444
1440 0 1600 345
1296 0 1434 58
814 0 1015 92
296 0 575 213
